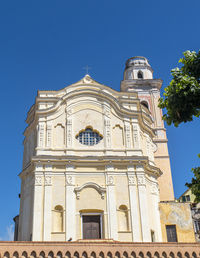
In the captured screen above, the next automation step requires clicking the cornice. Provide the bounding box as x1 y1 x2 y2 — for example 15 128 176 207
30 155 162 176
24 87 155 138
120 79 163 91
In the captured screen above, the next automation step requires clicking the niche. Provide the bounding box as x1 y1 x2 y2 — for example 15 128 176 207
53 205 63 232
54 124 65 148
112 124 124 148
118 205 129 231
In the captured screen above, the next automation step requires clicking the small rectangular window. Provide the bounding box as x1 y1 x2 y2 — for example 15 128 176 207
166 225 177 242
185 195 190 202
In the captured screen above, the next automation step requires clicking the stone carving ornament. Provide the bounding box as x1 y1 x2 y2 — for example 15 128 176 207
35 176 42 186
39 124 45 147
137 175 146 186
107 176 114 186
46 125 52 147
128 176 136 185
66 175 73 186
104 119 111 148
125 124 131 148
67 119 72 147
45 176 52 186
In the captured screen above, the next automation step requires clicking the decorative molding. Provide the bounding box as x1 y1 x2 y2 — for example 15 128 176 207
74 182 106 200
107 176 114 186
65 175 74 186
137 175 146 186
104 119 111 148
151 183 159 195
38 123 45 147
35 163 43 171
125 124 131 148
128 176 136 186
66 108 72 116
103 105 111 118
45 176 52 186
66 163 74 171
133 125 139 148
46 125 52 147
136 164 144 172
45 164 53 171
105 164 114 171
127 165 134 172
83 74 92 83
35 176 42 186
67 119 72 147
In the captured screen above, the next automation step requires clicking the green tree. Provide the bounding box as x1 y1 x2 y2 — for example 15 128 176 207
158 50 200 127
159 50 200 202
185 165 200 203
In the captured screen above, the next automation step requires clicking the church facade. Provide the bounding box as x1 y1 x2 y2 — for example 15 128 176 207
17 57 195 242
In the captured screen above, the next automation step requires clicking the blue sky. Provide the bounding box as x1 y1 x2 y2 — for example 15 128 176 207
0 0 199 240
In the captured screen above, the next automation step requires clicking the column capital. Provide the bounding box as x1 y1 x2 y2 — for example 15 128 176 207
34 175 43 186
44 175 52 186
106 175 115 186
137 174 146 186
65 175 75 186
128 175 137 186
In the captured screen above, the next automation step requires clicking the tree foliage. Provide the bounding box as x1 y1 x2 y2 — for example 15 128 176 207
159 50 200 201
159 50 200 127
185 164 200 203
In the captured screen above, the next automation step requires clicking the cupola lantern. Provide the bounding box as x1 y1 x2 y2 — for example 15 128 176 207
124 56 153 80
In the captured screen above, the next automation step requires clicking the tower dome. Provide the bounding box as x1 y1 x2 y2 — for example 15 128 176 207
124 56 153 80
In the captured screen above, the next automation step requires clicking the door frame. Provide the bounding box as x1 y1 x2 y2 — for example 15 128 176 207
80 212 103 239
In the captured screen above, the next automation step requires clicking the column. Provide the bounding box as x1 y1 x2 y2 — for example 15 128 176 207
124 121 131 149
43 164 53 240
46 124 52 148
106 164 118 240
37 122 45 148
127 165 141 241
136 165 151 242
65 164 76 240
151 183 162 241
32 163 43 241
132 123 141 149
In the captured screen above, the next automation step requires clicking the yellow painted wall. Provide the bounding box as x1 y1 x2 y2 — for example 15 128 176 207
159 202 195 242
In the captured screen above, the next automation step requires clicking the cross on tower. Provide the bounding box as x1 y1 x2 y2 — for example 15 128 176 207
83 65 91 74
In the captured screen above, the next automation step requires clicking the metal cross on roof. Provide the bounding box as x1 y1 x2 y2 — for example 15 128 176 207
83 65 91 74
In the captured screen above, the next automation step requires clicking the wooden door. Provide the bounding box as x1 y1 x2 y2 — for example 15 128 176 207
83 215 101 239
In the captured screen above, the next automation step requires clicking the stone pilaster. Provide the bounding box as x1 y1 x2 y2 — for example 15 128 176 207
136 165 151 242
65 164 76 241
43 164 53 240
151 183 162 241
32 163 43 241
127 165 141 241
106 164 118 240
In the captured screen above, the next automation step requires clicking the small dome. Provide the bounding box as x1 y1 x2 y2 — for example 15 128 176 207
124 56 153 80
125 56 150 68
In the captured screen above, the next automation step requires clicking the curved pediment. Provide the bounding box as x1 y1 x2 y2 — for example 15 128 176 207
74 182 106 200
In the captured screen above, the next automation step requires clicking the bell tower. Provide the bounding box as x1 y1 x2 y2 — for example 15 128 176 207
121 56 174 201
